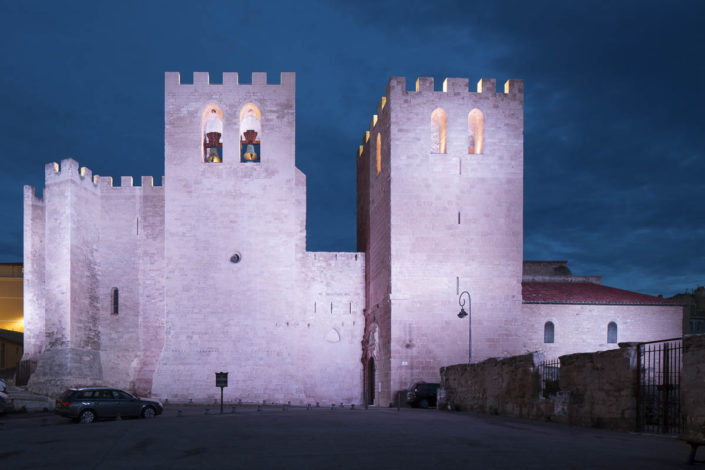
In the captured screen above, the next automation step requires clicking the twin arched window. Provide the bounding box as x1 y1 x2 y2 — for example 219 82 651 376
201 103 262 163
542 320 618 345
429 108 484 154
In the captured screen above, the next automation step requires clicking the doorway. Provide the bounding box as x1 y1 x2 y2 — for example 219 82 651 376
366 358 375 406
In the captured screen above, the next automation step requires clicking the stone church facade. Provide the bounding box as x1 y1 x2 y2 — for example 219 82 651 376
22 72 682 405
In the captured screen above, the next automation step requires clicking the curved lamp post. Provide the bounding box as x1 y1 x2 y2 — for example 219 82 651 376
458 291 471 363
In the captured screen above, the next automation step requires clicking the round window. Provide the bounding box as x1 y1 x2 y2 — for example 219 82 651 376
230 252 241 264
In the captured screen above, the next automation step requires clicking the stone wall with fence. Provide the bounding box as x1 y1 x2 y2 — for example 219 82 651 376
682 334 705 438
440 337 705 433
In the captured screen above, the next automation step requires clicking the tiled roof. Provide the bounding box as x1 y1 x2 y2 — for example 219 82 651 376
0 328 23 344
522 282 683 306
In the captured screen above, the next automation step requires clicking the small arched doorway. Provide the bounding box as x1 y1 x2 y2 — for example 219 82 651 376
366 357 375 406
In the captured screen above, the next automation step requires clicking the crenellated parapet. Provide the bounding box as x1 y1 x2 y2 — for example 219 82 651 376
165 71 296 93
385 76 523 99
43 158 163 194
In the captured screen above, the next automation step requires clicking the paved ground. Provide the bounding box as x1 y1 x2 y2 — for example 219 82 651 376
0 405 694 469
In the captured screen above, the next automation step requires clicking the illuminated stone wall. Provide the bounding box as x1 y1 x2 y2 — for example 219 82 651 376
358 77 525 406
150 72 364 404
522 303 683 359
23 73 365 402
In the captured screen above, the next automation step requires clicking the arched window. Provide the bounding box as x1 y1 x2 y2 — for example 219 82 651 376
202 104 224 163
376 133 381 175
111 288 119 315
240 103 262 163
607 322 618 344
430 108 447 154
544 321 554 344
468 108 484 154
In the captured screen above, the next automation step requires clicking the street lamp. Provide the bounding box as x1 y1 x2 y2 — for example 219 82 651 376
458 291 471 363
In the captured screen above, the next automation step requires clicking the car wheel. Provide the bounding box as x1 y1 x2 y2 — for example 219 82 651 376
142 406 156 419
419 399 429 409
79 409 96 424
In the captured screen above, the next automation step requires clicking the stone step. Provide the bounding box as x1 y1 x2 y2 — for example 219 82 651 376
6 385 55 412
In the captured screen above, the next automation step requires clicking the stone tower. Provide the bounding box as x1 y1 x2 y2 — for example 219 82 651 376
151 72 365 403
357 77 525 406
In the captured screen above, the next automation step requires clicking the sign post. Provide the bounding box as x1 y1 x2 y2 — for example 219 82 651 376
215 372 228 414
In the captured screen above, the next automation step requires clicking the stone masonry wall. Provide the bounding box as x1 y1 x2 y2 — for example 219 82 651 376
682 334 705 438
440 353 548 419
386 77 524 403
558 344 638 431
440 343 641 431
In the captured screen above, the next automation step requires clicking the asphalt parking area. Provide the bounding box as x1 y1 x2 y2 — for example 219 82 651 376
0 406 691 469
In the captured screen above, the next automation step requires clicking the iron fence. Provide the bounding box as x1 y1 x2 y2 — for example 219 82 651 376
538 359 560 399
636 338 683 434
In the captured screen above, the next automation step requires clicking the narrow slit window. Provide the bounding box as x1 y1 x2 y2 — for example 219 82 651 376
111 288 119 315
468 108 484 154
430 108 447 154
544 321 554 343
607 322 618 343
202 104 224 163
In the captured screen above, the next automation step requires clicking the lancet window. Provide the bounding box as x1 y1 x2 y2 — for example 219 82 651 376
202 104 224 163
607 322 618 343
430 108 447 154
468 108 484 154
544 321 554 343
240 103 262 163
376 133 381 175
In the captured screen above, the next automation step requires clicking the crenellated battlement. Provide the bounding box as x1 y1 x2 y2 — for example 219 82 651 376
165 71 296 92
44 158 163 192
24 185 44 203
385 76 523 98
45 159 99 192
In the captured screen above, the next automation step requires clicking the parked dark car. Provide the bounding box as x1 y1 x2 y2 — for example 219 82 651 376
406 382 440 408
55 387 163 423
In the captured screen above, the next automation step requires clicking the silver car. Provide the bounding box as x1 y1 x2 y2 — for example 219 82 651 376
55 387 163 423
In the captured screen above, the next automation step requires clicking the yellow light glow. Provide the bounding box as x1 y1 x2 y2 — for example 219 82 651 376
365 131 370 143
358 145 363 157
376 133 381 175
372 115 378 127
431 108 447 154
380 97 387 110
468 108 484 154
0 318 24 333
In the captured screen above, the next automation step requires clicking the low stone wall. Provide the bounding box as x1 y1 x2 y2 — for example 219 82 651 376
440 343 640 430
440 352 552 419
682 334 705 438
557 343 638 431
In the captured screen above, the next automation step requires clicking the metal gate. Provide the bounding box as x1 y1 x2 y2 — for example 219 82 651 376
636 338 683 434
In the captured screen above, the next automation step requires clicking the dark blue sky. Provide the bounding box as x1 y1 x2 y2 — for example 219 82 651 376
1 0 703 296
